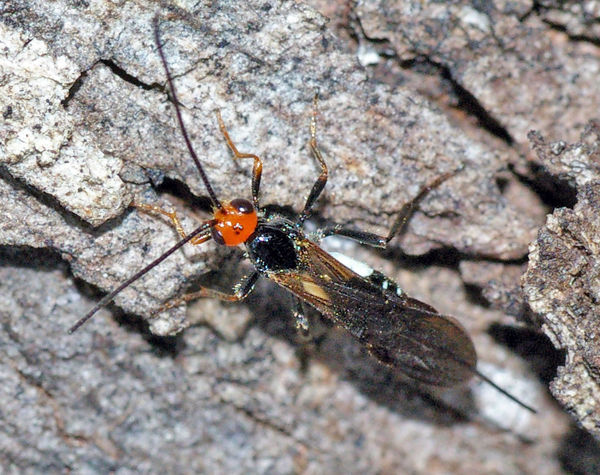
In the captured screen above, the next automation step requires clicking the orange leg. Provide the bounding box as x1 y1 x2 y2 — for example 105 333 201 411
216 110 263 208
132 202 211 245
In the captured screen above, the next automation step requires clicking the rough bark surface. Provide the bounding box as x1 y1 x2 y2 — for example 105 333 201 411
1 0 599 473
524 124 600 439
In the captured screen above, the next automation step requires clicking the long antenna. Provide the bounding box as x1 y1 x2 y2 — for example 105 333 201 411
68 219 215 333
153 15 224 211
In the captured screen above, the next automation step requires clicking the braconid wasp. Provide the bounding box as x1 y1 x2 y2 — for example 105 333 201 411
69 15 536 414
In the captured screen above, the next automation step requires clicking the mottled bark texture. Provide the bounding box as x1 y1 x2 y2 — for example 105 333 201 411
1 0 599 473
524 123 600 439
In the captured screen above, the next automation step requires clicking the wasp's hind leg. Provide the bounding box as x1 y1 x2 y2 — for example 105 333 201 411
379 170 458 246
318 169 459 248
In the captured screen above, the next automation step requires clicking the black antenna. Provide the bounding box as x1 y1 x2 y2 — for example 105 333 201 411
153 15 224 211
68 219 215 333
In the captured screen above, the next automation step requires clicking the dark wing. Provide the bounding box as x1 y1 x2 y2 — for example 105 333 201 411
269 240 477 386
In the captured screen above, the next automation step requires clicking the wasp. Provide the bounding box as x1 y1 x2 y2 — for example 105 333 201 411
69 16 535 413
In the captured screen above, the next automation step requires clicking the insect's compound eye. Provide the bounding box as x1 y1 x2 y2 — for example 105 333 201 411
230 198 254 214
211 227 225 245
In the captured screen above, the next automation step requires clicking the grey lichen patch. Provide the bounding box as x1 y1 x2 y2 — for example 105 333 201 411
524 124 600 437
0 23 130 227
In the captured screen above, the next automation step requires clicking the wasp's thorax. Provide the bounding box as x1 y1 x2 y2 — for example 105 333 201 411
245 220 300 273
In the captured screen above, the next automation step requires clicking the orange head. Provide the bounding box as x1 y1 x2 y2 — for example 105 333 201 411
211 198 258 246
